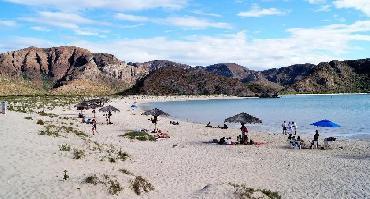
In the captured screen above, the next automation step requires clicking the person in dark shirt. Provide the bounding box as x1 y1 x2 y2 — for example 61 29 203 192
240 123 248 144
311 130 319 149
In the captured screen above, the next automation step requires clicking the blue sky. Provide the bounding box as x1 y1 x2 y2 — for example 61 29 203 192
0 0 370 70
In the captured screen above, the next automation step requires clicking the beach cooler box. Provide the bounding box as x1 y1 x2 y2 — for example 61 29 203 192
1 101 7 114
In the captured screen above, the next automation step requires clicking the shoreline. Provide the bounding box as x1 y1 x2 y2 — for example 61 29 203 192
133 95 370 142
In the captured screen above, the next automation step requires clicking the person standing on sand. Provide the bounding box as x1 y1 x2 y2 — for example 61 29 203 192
240 123 248 144
288 122 293 135
311 130 319 149
292 121 297 135
92 109 96 118
92 118 97 135
282 121 287 135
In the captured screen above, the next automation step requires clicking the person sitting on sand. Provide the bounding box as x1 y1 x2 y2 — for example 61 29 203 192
218 137 226 145
92 118 97 135
240 124 248 144
226 137 232 145
311 130 319 149
206 121 212 127
290 136 296 148
296 136 302 149
156 130 170 139
220 123 228 129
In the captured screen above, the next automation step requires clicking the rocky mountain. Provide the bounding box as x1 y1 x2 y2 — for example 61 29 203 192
0 46 369 96
123 66 256 96
203 61 369 93
289 59 370 93
0 46 189 95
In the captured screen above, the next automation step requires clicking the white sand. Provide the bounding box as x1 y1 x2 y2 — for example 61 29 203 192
1 95 369 199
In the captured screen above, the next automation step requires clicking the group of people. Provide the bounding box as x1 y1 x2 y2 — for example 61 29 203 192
288 135 303 149
217 123 251 145
282 121 297 135
287 129 320 149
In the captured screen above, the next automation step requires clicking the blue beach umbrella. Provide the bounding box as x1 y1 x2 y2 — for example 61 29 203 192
310 120 341 128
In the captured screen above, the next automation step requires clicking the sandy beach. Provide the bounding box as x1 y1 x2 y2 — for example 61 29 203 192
1 95 369 199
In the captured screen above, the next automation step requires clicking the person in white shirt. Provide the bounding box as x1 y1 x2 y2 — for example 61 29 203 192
282 121 287 135
292 121 297 135
288 122 293 135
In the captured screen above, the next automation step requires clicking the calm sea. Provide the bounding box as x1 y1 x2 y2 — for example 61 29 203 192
141 94 370 140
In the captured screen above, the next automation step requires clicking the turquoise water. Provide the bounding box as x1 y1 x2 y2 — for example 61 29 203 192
142 94 370 140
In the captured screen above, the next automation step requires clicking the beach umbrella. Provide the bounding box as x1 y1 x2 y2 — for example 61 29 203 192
224 112 262 125
142 108 169 131
142 108 169 117
75 102 94 114
310 120 341 128
99 105 120 113
99 105 120 124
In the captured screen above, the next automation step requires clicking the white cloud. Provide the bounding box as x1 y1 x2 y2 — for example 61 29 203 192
306 0 326 4
22 11 94 29
69 20 370 69
0 37 55 52
115 13 149 22
0 20 17 26
238 4 286 17
191 10 222 18
334 0 370 16
5 0 187 11
21 11 105 36
31 26 51 32
164 16 231 29
316 5 331 12
2 20 370 69
115 15 231 29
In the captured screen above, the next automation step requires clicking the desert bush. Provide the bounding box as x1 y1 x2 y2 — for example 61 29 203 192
107 179 123 195
84 175 99 185
37 111 58 118
118 169 133 176
117 149 129 161
59 144 71 151
24 116 33 120
36 119 45 125
229 183 281 199
120 131 156 141
73 149 85 159
131 176 154 195
39 124 59 137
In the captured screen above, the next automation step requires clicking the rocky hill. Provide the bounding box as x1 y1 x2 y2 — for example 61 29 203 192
123 67 257 96
203 61 369 93
289 59 370 93
0 46 189 95
0 46 369 96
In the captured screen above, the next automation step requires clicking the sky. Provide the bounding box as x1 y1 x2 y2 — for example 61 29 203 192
0 0 370 70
